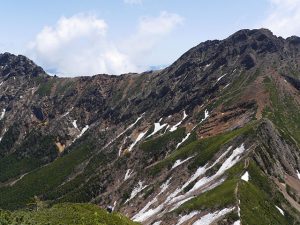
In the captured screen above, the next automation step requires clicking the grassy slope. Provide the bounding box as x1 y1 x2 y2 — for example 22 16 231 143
0 203 139 225
0 140 94 210
172 152 298 224
148 123 255 176
175 179 237 214
263 76 300 144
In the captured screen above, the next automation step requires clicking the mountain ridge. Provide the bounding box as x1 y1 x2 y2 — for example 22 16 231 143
0 28 300 225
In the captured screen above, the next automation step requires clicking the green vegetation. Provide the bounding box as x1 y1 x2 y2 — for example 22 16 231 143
211 68 261 109
173 159 297 224
175 179 237 214
246 161 272 196
0 154 40 182
140 127 186 159
0 140 95 210
0 130 57 183
15 131 57 161
36 78 55 96
0 203 139 225
55 79 76 96
148 123 255 175
239 181 289 225
44 149 115 203
238 161 297 225
263 76 300 144
0 123 21 157
226 161 245 179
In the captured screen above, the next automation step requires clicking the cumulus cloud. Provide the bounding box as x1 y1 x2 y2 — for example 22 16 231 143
124 0 143 4
29 12 183 76
29 13 137 76
262 0 300 37
122 11 184 62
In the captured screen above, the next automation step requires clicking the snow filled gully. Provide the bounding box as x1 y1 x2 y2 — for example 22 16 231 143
131 143 248 224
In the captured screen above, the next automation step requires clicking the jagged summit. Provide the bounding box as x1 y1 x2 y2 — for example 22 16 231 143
0 52 46 78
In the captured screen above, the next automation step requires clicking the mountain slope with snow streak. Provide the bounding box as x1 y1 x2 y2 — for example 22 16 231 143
1 29 300 224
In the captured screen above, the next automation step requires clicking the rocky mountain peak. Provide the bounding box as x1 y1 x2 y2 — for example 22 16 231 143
0 52 46 78
1 28 300 225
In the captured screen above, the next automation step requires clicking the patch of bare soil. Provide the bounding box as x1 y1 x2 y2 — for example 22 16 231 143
275 178 300 213
196 102 255 138
241 75 270 120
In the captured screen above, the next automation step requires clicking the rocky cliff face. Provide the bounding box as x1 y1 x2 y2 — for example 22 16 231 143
0 28 300 225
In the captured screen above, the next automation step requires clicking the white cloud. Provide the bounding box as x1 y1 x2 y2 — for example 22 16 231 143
124 0 143 4
262 0 300 37
29 13 137 76
29 12 183 76
121 11 184 64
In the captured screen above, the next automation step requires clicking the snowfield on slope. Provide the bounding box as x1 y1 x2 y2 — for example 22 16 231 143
132 144 248 224
192 207 235 225
170 111 188 132
128 131 147 152
172 156 194 169
176 133 191 149
126 181 148 203
147 121 167 138
176 211 199 225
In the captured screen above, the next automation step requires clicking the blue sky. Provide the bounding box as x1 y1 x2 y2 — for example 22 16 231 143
0 0 299 76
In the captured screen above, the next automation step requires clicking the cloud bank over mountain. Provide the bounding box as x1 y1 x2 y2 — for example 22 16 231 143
29 12 183 76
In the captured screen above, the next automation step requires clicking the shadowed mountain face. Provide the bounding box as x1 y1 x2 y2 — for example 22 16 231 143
0 28 300 225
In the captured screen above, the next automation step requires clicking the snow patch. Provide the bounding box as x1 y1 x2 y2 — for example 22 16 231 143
276 206 285 215
126 181 147 203
169 145 244 208
152 221 162 225
177 211 199 225
297 170 300 180
217 73 227 82
0 128 7 142
133 178 171 222
241 171 249 182
78 125 89 138
204 63 211 70
72 125 89 143
112 201 117 211
0 109 6 120
172 156 194 169
124 169 133 181
61 107 73 117
128 131 147 152
159 177 172 196
192 109 209 130
72 120 78 129
192 207 234 225
176 133 191 149
233 220 241 225
189 144 245 193
169 196 194 212
118 137 128 157
132 197 161 222
166 147 232 208
147 122 167 138
105 114 144 148
170 111 188 132
132 145 243 222
223 83 230 89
